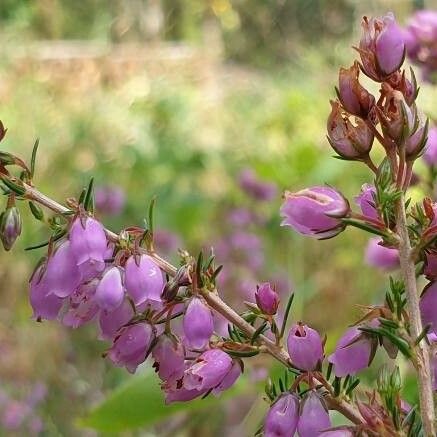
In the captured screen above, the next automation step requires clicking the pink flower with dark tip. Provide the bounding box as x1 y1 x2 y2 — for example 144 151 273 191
280 186 349 239
287 323 324 371
255 282 279 315
183 349 233 392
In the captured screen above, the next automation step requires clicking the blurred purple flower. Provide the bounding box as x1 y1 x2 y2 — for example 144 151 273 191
238 168 277 201
423 127 437 166
95 185 125 216
365 238 399 271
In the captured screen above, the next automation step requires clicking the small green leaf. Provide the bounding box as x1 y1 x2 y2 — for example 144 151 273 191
84 177 95 213
30 138 39 178
29 201 44 221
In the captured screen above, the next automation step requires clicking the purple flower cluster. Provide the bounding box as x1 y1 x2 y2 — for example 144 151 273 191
404 10 437 82
264 391 331 437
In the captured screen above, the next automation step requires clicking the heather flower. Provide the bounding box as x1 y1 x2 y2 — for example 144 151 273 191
364 238 399 270
297 391 331 437
420 282 437 334
238 168 277 201
212 360 242 396
263 393 299 437
328 327 374 377
108 322 154 373
255 282 279 315
95 267 124 311
337 62 375 118
69 217 108 280
164 386 205 404
287 323 324 371
154 229 181 254
355 184 378 220
405 117 429 160
280 186 349 239
62 280 99 328
183 297 213 350
183 349 233 391
95 185 125 216
423 127 437 166
327 100 374 160
319 428 354 436
359 13 405 80
0 206 21 251
44 240 82 298
124 254 164 306
29 266 63 320
152 333 185 383
99 299 134 340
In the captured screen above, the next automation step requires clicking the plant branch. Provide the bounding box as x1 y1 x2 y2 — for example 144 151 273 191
22 180 364 426
396 192 436 436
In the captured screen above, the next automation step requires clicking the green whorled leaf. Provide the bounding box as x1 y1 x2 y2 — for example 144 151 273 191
78 371 251 433
29 201 44 221
30 138 39 178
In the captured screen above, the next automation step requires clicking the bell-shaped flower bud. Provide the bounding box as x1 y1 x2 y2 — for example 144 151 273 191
108 322 154 373
406 117 429 161
99 299 134 340
125 254 164 306
280 186 349 240
183 297 213 350
423 127 437 166
327 101 374 160
255 282 279 315
183 349 233 392
328 326 375 377
95 267 124 311
69 217 108 280
152 333 185 384
29 266 64 321
355 184 378 221
297 391 331 437
0 206 21 251
420 282 437 334
337 62 375 118
44 240 82 298
365 238 399 271
62 280 99 328
359 13 405 80
263 393 299 437
287 323 324 371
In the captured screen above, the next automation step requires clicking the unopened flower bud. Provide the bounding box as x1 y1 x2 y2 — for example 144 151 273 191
337 62 375 117
183 349 233 391
183 297 213 350
0 206 21 251
359 13 405 81
264 393 299 437
365 238 399 270
423 127 437 166
406 118 429 161
297 391 331 437
255 282 279 315
287 323 324 371
280 186 349 239
355 184 378 220
108 322 154 373
125 254 164 306
328 326 374 376
95 267 124 311
327 101 374 160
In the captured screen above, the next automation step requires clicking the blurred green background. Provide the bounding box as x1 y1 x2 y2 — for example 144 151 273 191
0 0 435 435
